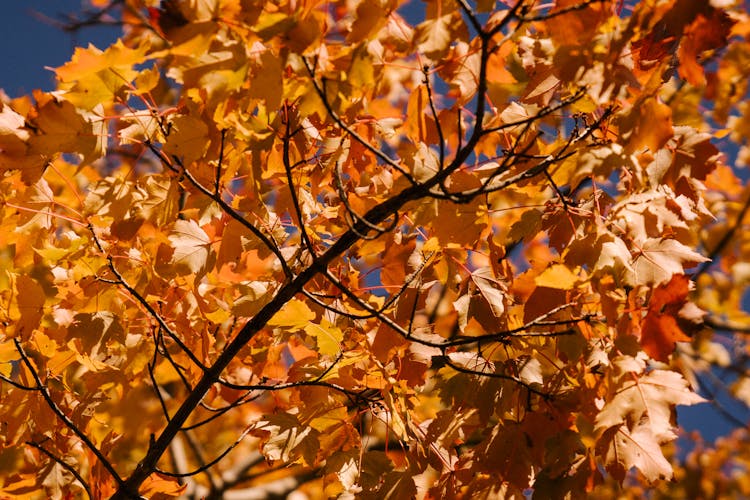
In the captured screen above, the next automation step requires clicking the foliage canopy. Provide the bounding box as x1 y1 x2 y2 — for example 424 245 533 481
2 0 750 498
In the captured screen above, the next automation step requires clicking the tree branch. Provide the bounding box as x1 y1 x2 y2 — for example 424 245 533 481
14 339 125 489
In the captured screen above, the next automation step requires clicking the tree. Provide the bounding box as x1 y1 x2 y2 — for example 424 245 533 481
1 0 750 497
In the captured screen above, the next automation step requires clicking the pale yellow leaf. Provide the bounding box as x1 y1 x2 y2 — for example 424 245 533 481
169 219 213 277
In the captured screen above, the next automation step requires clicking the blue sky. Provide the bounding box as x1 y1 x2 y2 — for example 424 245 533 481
0 1 119 97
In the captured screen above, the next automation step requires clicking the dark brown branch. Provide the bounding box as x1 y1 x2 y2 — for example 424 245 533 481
693 367 748 428
148 337 173 422
324 269 591 348
112 10 576 496
178 391 258 431
214 129 227 194
483 89 587 135
310 249 433 322
33 0 123 33
0 371 37 391
486 0 528 37
184 354 347 431
455 0 485 35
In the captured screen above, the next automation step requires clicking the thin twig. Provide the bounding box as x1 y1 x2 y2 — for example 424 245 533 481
281 103 317 255
443 356 551 398
14 339 125 488
303 60 415 183
26 440 94 500
156 426 252 478
694 190 750 278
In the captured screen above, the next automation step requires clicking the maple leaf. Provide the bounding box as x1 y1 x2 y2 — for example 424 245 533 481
29 94 105 165
268 299 316 331
595 357 705 482
3 0 750 498
677 9 735 86
8 274 46 338
641 274 705 361
447 42 482 105
597 422 674 483
138 473 186 499
252 413 321 466
305 319 344 356
133 175 181 227
55 39 150 109
632 238 709 285
416 14 457 60
470 266 508 318
616 98 674 154
534 264 579 289
168 219 216 280
163 114 210 165
583 232 637 286
0 104 48 184
453 267 508 335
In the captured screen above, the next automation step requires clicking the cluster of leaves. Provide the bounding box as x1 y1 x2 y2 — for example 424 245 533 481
1 0 750 498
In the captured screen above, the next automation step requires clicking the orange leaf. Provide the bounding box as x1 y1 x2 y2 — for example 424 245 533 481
138 473 186 499
677 10 734 86
641 274 695 361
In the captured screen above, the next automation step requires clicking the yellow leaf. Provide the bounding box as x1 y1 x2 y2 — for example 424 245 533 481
55 39 150 109
347 44 375 90
252 413 320 466
0 104 47 184
416 15 453 59
204 307 231 324
67 340 110 372
133 64 161 95
163 115 210 164
7 274 45 338
535 264 579 289
254 12 296 40
136 175 181 226
32 331 57 358
305 319 344 356
507 209 542 243
246 43 283 109
153 359 183 385
406 85 429 143
309 405 349 432
422 237 441 253
47 350 77 378
0 341 19 377
268 299 315 331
